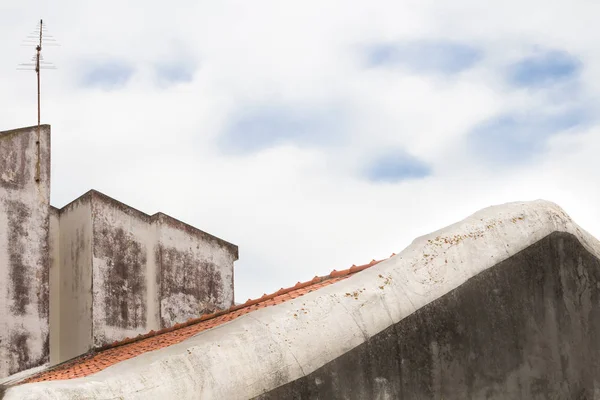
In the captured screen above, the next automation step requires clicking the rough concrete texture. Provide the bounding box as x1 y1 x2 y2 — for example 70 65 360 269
91 192 152 346
257 231 600 399
0 126 51 380
90 191 237 347
46 190 237 361
156 212 236 328
6 200 600 399
50 198 94 364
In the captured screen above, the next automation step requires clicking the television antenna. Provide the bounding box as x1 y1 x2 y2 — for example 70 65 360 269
18 19 59 182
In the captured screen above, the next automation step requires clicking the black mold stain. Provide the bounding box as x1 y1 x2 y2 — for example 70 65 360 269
94 226 147 330
0 130 28 190
37 217 50 325
8 332 30 375
159 245 224 327
70 228 86 292
6 328 49 376
6 200 32 315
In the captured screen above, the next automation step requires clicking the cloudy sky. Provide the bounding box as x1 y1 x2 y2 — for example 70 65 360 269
2 0 599 302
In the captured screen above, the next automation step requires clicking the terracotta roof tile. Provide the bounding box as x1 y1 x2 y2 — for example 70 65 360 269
24 257 391 384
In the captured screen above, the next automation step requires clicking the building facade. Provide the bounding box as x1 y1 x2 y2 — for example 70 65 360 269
0 125 238 380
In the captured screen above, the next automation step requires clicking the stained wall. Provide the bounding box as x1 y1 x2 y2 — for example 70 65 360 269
0 126 51 379
0 124 238 377
156 212 236 328
7 200 598 399
49 190 237 362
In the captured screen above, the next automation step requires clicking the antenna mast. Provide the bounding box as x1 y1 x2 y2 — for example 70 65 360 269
18 19 58 182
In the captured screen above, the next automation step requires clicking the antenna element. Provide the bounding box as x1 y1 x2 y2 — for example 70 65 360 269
18 19 59 182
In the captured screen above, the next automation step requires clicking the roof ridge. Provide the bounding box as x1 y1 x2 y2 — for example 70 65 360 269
22 254 396 384
97 256 392 352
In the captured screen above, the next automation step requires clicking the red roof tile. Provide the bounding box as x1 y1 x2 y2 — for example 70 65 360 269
24 257 390 383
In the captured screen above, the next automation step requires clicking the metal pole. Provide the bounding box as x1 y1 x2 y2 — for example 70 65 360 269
35 19 42 182
17 18 58 183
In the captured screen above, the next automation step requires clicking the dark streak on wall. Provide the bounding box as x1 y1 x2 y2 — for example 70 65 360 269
154 246 162 288
70 228 86 292
0 130 28 190
94 226 147 330
0 125 51 379
257 232 600 400
8 332 30 375
159 245 224 327
6 328 48 377
37 220 50 331
6 200 32 316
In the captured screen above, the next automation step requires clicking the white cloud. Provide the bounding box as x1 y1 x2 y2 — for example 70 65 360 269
1 0 599 302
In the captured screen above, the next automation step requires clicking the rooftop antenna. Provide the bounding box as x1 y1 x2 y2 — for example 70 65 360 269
18 19 59 182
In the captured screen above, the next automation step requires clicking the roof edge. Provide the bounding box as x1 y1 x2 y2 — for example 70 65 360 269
96 257 387 352
51 189 238 253
0 125 50 140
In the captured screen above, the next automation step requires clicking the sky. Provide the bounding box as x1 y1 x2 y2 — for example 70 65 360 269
1 0 600 303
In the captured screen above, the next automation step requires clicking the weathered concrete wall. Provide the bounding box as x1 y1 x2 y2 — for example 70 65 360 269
0 126 51 379
52 197 94 364
156 213 236 328
46 190 238 359
91 192 154 346
257 232 600 399
7 200 600 399
0 124 238 381
89 191 237 346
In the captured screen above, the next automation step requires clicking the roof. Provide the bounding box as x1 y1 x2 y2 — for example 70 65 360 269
8 200 594 400
24 257 390 384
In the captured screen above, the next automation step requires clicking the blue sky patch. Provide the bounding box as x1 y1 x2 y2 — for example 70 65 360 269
508 50 581 88
365 40 482 74
219 106 345 154
80 61 134 89
468 108 588 165
365 151 431 183
155 63 195 85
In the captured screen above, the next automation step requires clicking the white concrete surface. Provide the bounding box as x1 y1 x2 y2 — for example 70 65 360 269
6 200 599 399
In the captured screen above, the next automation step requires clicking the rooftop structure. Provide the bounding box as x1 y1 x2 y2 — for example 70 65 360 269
0 125 238 380
3 125 600 399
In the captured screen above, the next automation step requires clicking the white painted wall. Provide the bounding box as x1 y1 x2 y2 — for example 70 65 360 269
6 200 600 399
0 126 50 380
